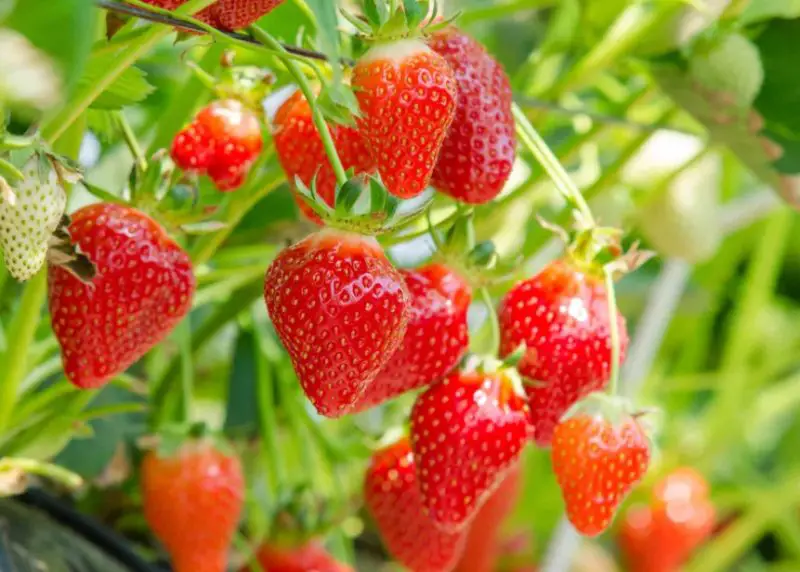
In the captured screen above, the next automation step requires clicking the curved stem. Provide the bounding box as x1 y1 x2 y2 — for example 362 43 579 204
512 103 595 226
479 287 500 358
248 26 348 187
0 457 83 489
115 110 147 172
603 266 620 396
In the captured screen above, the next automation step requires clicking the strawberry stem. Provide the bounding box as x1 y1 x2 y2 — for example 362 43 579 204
511 103 596 227
114 111 147 174
0 457 83 490
249 26 349 187
603 264 621 397
478 287 500 358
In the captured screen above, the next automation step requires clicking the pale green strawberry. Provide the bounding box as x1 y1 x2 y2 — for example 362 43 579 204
0 155 67 281
689 33 764 109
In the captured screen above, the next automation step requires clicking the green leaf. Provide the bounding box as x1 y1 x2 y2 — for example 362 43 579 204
304 0 345 92
85 109 117 143
223 329 259 436
741 0 800 23
5 0 94 93
77 52 156 110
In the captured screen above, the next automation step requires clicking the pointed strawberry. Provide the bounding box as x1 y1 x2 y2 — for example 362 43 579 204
272 89 376 223
498 259 628 447
365 437 467 572
428 27 516 204
171 98 262 192
0 154 67 281
551 397 651 537
142 439 244 572
48 203 195 389
264 229 410 417
352 38 458 199
410 369 531 531
351 263 471 412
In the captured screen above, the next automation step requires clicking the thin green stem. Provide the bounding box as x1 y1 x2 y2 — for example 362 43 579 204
0 457 83 489
512 103 595 226
604 265 620 396
43 0 219 144
248 25 348 186
253 318 285 493
115 110 147 172
479 287 500 358
177 320 193 424
0 158 24 183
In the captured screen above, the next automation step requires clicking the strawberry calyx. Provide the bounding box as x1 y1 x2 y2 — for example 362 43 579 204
294 171 433 235
343 0 445 43
562 392 658 443
464 354 527 403
188 57 275 112
139 422 234 460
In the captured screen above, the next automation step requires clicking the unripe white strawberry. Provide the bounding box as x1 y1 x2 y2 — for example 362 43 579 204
0 154 67 281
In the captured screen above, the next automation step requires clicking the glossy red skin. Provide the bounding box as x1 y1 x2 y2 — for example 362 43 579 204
498 260 629 447
428 27 516 204
243 541 352 572
619 468 715 572
141 0 283 30
365 438 466 572
264 230 410 417
350 264 471 412
410 371 531 532
552 413 650 537
142 440 244 572
48 203 195 389
273 89 376 224
171 99 263 192
352 39 457 199
454 463 523 572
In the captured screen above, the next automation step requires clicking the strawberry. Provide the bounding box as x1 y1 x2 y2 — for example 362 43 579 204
141 0 284 31
244 541 352 572
48 203 195 389
0 154 66 281
171 98 262 192
365 437 466 572
428 27 516 204
350 263 470 412
498 259 628 447
272 89 376 223
619 467 715 572
551 406 651 537
352 38 458 199
264 229 410 417
454 463 523 572
142 439 244 572
410 370 531 531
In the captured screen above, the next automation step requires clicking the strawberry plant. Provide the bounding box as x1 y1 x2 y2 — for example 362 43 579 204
0 1 799 572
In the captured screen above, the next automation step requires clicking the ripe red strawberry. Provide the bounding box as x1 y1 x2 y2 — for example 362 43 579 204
244 540 352 572
48 203 195 389
171 98 262 192
365 437 466 572
551 409 651 537
428 27 515 204
454 463 523 572
410 370 531 531
141 0 284 31
350 263 470 412
498 259 628 447
272 89 376 223
264 229 410 417
619 467 715 572
142 439 244 572
352 38 458 199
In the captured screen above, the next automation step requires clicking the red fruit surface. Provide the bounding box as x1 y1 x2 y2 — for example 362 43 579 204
498 259 628 447
244 541 352 572
428 27 516 204
171 99 262 192
351 264 471 412
352 38 457 199
264 229 410 417
48 203 195 389
454 463 523 572
142 440 244 572
141 0 284 31
410 371 531 531
619 467 716 572
552 412 651 537
273 89 376 223
365 438 466 572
